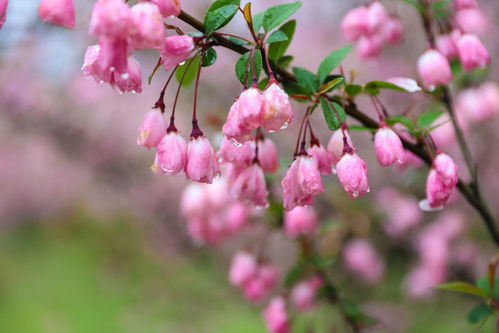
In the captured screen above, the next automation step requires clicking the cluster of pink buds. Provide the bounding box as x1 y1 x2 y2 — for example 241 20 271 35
229 251 279 303
341 1 403 59
342 238 385 284
180 180 250 244
290 276 323 312
263 296 290 333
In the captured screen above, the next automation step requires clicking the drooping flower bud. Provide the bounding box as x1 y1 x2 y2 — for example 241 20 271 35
263 297 289 333
160 35 195 70
185 136 220 184
290 277 323 312
217 137 254 167
231 164 268 208
327 129 354 167
307 142 332 174
223 99 254 144
237 87 265 130
374 126 406 166
98 36 129 75
417 49 452 90
150 0 180 18
343 239 384 284
229 251 257 288
457 34 490 72
130 2 165 49
82 44 109 83
156 131 187 175
38 0 75 29
0 0 7 29
281 155 324 211
112 55 142 93
258 137 279 173
244 263 279 302
89 0 132 38
225 202 249 233
356 35 383 59
383 16 403 45
284 206 318 237
180 182 208 218
336 152 370 198
262 82 294 133
436 32 459 60
367 1 388 35
341 6 369 42
420 153 458 210
137 108 167 149
455 8 487 35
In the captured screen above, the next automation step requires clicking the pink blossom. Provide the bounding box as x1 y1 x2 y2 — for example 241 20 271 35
231 164 268 208
38 0 75 29
156 131 187 175
150 153 165 175
327 129 354 166
290 277 323 312
377 188 422 237
180 182 208 219
89 0 132 38
405 264 446 299
262 82 293 133
160 35 195 70
229 251 258 287
343 239 384 284
481 82 499 118
436 33 459 60
421 153 458 210
434 153 459 187
112 56 142 93
341 6 369 42
237 88 265 131
455 8 488 35
453 0 477 10
307 142 332 174
367 2 388 35
281 156 324 211
263 297 289 333
82 45 108 82
258 137 279 173
0 0 7 29
150 0 180 18
284 206 318 237
225 203 249 232
137 108 166 149
217 137 254 167
244 264 279 302
457 34 490 72
223 100 253 144
374 126 406 166
383 17 403 45
185 136 220 184
336 152 370 198
97 36 129 75
417 49 452 90
130 3 165 49
356 35 383 59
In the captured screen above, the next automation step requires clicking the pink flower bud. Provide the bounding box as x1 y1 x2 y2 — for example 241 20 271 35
150 0 180 18
284 206 318 237
112 55 142 93
421 153 458 210
150 153 165 175
262 83 293 133
290 277 323 312
356 35 383 59
453 0 477 10
367 2 388 35
89 0 131 38
436 33 459 60
417 49 452 90
282 156 324 211
231 164 268 208
237 88 265 130
455 8 488 35
137 108 167 149
130 3 165 49
38 0 75 29
457 34 490 72
258 137 279 173
222 100 253 144
180 182 207 218
82 44 109 83
217 137 254 167
374 126 406 166
263 297 289 333
185 136 220 184
243 278 267 302
383 17 403 45
307 142 332 174
0 0 7 29
336 152 370 198
258 264 279 289
327 129 354 166
160 35 195 70
343 239 384 284
229 251 257 287
434 153 459 186
156 131 187 175
225 202 249 232
98 36 129 75
341 6 369 42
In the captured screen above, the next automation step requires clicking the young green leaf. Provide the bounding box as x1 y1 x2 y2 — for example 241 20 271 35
268 20 296 61
467 303 493 324
283 261 307 288
176 55 201 87
348 125 376 132
266 30 289 44
399 0 424 12
332 101 346 123
204 2 239 35
228 36 251 46
476 276 499 298
417 110 444 128
252 11 265 32
293 66 319 94
235 49 263 87
364 80 409 94
345 84 363 97
320 96 340 130
262 1 302 32
202 48 217 67
436 281 489 298
385 115 414 131
278 55 294 68
317 45 352 83
318 77 345 94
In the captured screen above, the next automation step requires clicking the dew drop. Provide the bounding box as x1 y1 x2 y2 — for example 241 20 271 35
121 73 130 80
280 122 289 130
230 138 243 147
366 187 371 193
179 61 186 66
352 191 359 198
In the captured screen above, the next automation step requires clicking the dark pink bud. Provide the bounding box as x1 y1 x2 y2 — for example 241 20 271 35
160 35 195 70
258 137 279 173
263 297 289 333
89 0 132 38
341 6 369 42
231 164 268 208
457 34 490 72
284 206 318 237
38 0 75 29
374 126 406 166
420 153 458 210
150 0 180 18
185 136 220 184
137 108 167 149
336 152 370 198
130 2 165 49
156 131 187 175
417 49 452 90
307 142 332 174
0 0 7 29
262 83 293 133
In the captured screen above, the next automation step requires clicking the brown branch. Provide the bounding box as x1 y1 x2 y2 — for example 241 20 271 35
177 10 499 247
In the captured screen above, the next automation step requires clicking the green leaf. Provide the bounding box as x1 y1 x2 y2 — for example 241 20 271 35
204 2 239 35
228 36 250 46
476 276 499 298
252 11 265 32
432 0 451 19
317 45 352 83
467 303 493 324
417 110 444 128
266 30 289 44
385 115 414 131
268 20 296 61
201 48 217 67
318 77 345 94
262 1 302 32
320 97 340 130
257 77 269 91
348 125 376 132
235 49 263 87
283 261 307 288
345 84 363 97
399 0 424 12
364 81 409 95
332 101 346 123
293 66 319 94
436 282 489 298
277 55 294 68
175 55 201 87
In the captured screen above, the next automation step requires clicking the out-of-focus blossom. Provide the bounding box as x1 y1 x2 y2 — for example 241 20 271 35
343 239 384 284
374 126 406 166
417 49 452 90
229 251 258 288
455 8 488 35
137 108 166 149
356 35 383 59
185 136 220 184
150 0 180 18
383 16 403 45
130 3 165 49
218 137 254 167
243 263 279 302
436 32 459 60
453 0 477 10
263 296 289 333
38 0 75 29
377 188 422 237
290 277 323 312
262 82 293 133
341 6 369 42
258 137 279 173
457 34 490 72
284 206 318 237
160 35 195 70
89 0 132 38
366 2 388 35
230 164 268 208
336 152 370 198
307 141 332 174
0 0 7 29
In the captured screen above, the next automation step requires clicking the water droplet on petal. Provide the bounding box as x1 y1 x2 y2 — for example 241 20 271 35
280 122 289 130
366 187 371 193
352 191 359 198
